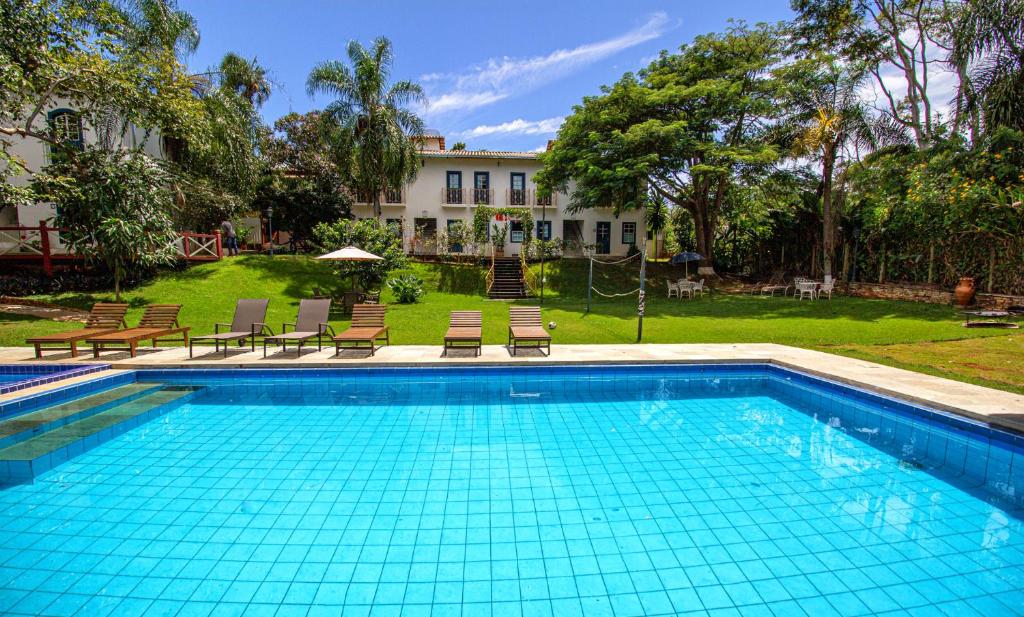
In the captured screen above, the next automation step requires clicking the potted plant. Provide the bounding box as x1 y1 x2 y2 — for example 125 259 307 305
492 222 508 257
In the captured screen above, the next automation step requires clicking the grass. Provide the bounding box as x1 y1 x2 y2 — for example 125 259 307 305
2 255 1020 392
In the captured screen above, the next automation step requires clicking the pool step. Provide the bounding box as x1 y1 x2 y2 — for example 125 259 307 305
0 382 162 449
0 385 198 483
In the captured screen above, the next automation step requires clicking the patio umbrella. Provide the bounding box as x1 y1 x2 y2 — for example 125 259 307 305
670 252 704 277
317 246 383 290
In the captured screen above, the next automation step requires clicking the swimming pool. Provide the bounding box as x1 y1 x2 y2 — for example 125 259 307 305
0 365 1021 616
0 363 108 396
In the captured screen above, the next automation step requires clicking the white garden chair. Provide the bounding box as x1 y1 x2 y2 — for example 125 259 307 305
677 279 694 299
666 280 680 299
795 281 817 300
690 278 706 297
818 277 835 299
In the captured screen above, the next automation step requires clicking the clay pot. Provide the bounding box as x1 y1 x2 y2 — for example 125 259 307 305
954 276 975 306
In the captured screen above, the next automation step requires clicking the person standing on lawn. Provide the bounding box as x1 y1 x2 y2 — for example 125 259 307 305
220 219 239 256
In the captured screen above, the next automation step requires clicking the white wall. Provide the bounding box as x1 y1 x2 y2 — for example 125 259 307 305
351 154 644 256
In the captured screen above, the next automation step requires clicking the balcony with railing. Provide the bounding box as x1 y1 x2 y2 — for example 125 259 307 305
355 188 406 206
441 187 494 206
504 188 556 208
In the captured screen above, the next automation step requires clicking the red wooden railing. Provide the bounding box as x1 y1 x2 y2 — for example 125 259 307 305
0 223 222 276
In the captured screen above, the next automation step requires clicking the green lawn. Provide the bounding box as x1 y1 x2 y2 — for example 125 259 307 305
2 255 1020 392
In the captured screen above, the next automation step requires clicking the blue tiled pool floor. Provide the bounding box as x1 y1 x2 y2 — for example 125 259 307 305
0 381 1022 616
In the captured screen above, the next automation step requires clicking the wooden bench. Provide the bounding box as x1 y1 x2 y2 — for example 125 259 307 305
444 311 482 356
26 303 128 358
508 306 551 356
333 304 389 356
86 304 190 358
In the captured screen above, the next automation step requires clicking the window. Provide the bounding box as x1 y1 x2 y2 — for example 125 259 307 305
446 171 462 204
47 108 83 156
510 221 524 243
622 222 637 245
473 171 490 205
510 172 526 205
386 218 403 238
447 219 465 252
535 220 552 241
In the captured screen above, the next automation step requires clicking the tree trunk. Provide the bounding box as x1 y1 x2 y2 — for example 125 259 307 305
821 143 836 279
689 206 716 276
114 264 122 302
372 192 382 220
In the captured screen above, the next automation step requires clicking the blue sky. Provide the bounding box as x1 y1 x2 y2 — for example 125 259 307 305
179 1 794 152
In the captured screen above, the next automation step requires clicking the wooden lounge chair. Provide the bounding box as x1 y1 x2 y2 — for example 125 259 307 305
333 304 389 356
263 299 334 357
508 306 551 356
26 303 129 358
443 311 482 356
86 304 190 358
189 299 272 358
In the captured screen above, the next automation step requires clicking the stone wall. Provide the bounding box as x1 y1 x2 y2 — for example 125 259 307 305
840 282 1024 309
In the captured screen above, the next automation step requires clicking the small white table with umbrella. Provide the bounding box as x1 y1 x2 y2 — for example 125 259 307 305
316 246 384 312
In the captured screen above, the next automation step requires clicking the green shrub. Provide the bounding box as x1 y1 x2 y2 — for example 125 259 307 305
387 274 424 303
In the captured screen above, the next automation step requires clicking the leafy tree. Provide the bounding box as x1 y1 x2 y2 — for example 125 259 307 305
450 141 466 150
0 0 201 162
310 218 407 290
256 112 352 248
306 37 426 219
31 149 179 299
538 23 785 274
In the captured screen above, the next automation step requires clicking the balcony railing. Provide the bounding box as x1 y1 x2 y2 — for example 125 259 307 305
504 188 556 208
442 187 465 205
355 189 406 205
442 187 494 206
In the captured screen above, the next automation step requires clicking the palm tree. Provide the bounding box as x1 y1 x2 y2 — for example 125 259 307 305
307 37 426 219
219 53 272 108
790 58 907 278
646 195 669 259
115 0 200 58
949 0 1024 134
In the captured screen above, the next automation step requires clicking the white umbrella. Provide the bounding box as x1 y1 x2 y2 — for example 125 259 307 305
317 246 383 291
316 246 384 261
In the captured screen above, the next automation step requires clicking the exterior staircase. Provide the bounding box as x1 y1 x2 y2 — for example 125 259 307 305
488 257 530 299
0 382 200 484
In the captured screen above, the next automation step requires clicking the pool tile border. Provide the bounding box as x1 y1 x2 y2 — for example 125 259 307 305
0 363 109 395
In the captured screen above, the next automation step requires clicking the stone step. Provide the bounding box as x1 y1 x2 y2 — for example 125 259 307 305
0 386 199 483
0 383 162 449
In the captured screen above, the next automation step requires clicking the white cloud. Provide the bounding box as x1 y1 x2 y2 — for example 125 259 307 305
458 116 564 139
424 12 670 115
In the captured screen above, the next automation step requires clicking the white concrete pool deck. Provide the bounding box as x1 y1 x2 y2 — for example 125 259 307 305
0 343 1021 434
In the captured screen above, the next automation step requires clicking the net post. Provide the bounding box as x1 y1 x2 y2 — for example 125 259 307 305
586 251 593 313
637 248 647 342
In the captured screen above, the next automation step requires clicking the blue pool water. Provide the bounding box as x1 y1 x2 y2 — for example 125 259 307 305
0 365 1021 616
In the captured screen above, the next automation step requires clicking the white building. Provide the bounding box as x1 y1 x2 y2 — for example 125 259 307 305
350 135 646 257
1 101 167 230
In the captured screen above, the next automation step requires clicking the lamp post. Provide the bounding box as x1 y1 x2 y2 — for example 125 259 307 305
263 205 274 257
